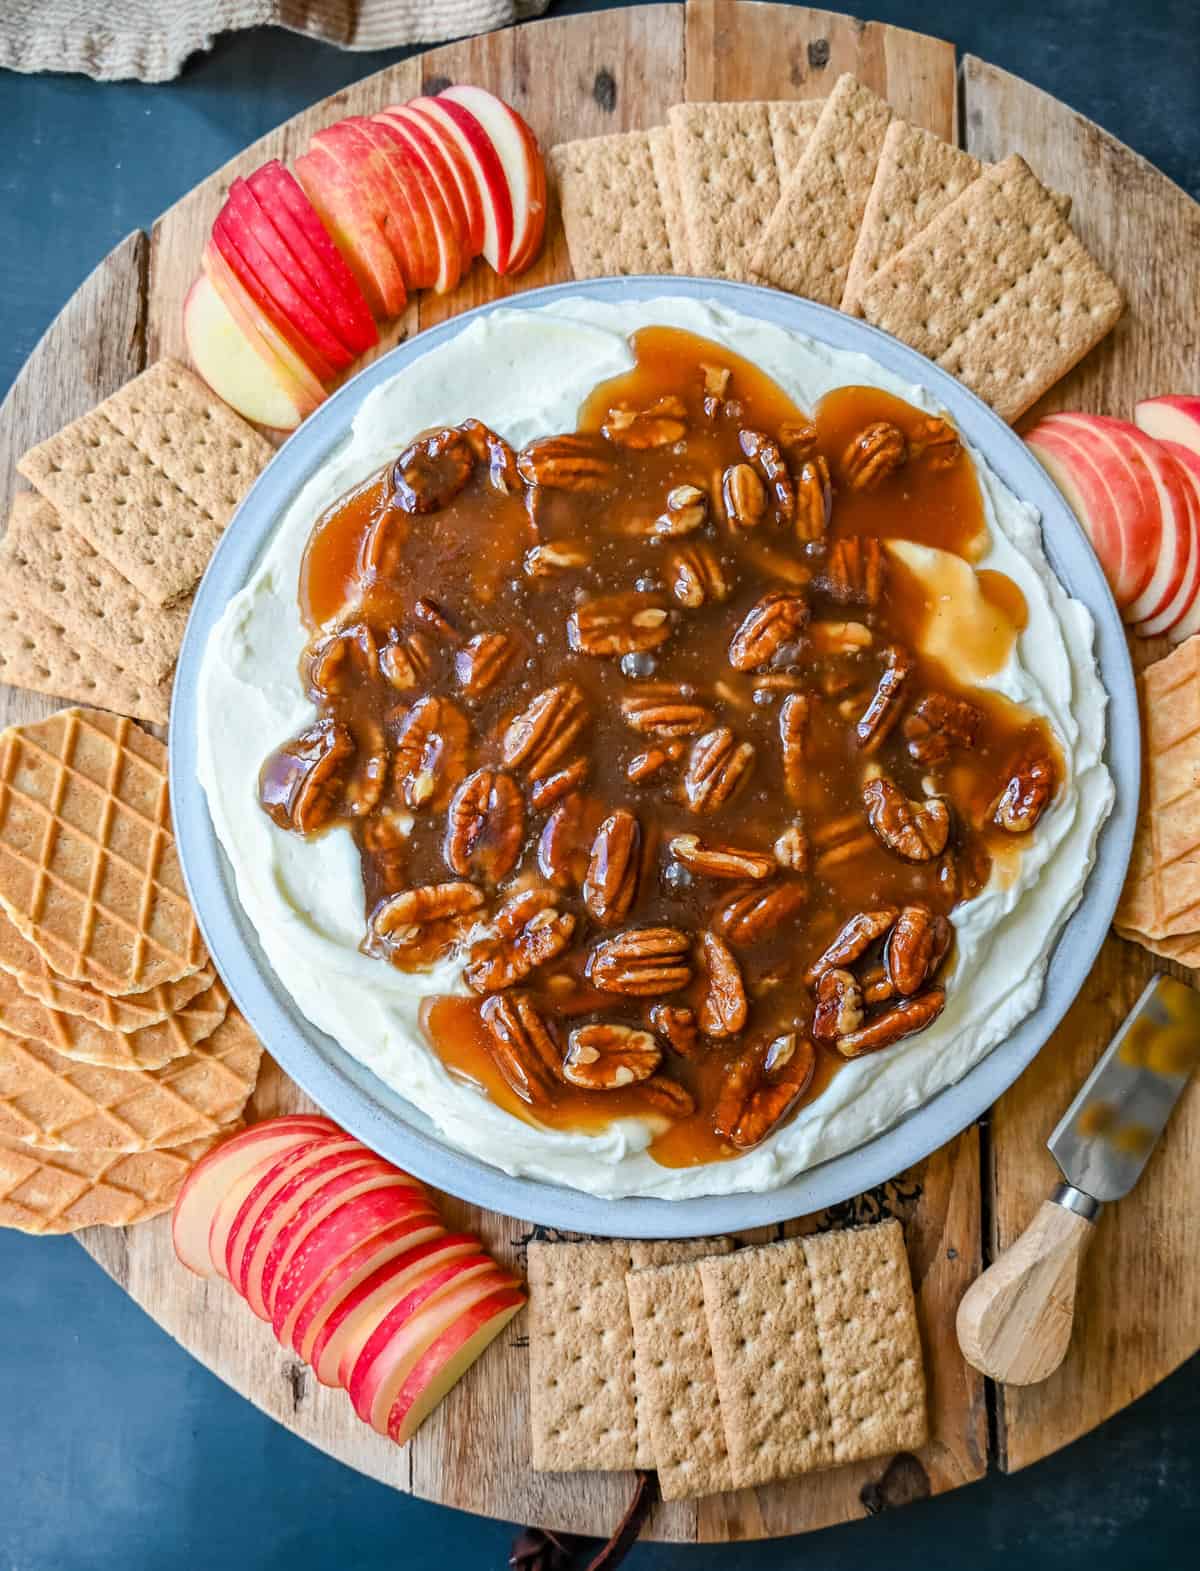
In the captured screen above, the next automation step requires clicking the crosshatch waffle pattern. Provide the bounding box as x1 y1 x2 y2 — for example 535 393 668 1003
0 709 207 995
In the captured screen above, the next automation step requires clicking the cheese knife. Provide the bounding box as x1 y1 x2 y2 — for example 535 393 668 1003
956 973 1200 1385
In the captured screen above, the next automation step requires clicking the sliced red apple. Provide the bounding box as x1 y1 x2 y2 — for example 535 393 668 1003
366 116 463 293
1134 395 1200 462
406 96 514 274
183 274 307 433
294 144 407 319
374 108 471 258
386 1284 525 1445
246 160 378 354
437 85 545 274
1138 440 1200 639
223 1137 366 1288
171 1116 337 1275
1025 421 1130 606
202 243 326 420
313 119 432 292
385 103 484 259
212 211 340 382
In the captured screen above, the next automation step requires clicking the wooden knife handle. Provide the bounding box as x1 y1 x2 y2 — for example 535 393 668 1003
955 1193 1097 1385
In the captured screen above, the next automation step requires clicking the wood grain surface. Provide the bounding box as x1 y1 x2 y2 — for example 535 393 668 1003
0 1 1195 1543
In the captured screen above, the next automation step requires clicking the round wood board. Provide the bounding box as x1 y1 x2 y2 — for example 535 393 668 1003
1 1 1197 1544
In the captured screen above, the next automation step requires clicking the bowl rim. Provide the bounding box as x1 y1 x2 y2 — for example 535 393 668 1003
170 276 1139 1238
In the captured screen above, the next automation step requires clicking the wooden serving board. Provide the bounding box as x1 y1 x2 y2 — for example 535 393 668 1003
1 1 1198 1542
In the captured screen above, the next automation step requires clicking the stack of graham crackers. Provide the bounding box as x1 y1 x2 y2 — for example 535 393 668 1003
1116 636 1200 969
551 72 1123 423
527 1219 926 1500
0 359 272 724
0 707 263 1234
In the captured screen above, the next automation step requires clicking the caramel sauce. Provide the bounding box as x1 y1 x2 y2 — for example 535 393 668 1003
265 326 1061 1170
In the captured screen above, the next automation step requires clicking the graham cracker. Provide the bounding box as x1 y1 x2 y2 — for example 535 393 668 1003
0 911 213 1032
842 121 983 316
767 98 825 179
857 154 1123 422
698 1221 926 1488
17 358 271 606
550 131 674 279
669 101 783 282
0 967 228 1072
749 74 894 305
1117 636 1200 939
1 492 189 685
628 1237 734 1466
648 126 690 273
527 1240 638 1471
0 1003 261 1151
626 1260 734 1500
0 597 170 726
0 708 207 996
0 1129 225 1234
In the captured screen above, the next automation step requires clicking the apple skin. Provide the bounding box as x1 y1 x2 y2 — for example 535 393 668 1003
172 1116 337 1275
383 104 484 259
406 96 514 274
183 274 306 433
1139 440 1200 640
1025 422 1130 606
201 243 326 420
246 160 378 354
438 85 546 274
1135 396 1200 462
294 144 407 319
386 1285 525 1445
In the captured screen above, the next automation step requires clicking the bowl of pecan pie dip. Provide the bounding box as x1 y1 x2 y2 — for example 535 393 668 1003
177 283 1134 1224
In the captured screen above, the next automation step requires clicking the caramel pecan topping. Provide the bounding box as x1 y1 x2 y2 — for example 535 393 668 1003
886 905 952 996
391 695 471 811
625 747 674 784
480 992 562 1105
529 757 590 810
843 421 907 491
587 927 692 996
537 793 598 890
568 592 672 658
602 394 688 449
583 810 642 927
465 888 575 994
524 540 591 578
697 931 748 1038
822 536 886 607
458 417 520 494
992 749 1057 833
779 419 819 462
683 727 756 814
728 591 809 672
794 454 832 544
620 687 714 738
721 463 767 529
669 834 775 881
651 484 708 538
444 769 524 884
641 1076 697 1119
648 1003 702 1059
857 644 914 752
260 719 355 834
836 989 946 1059
862 774 951 862
713 1032 815 1149
773 824 810 872
392 428 474 513
562 1023 662 1090
305 622 378 698
346 722 389 818
811 811 875 872
909 415 961 469
518 433 612 490
805 908 898 987
811 620 872 655
779 692 810 804
715 880 807 947
367 881 484 964
381 631 435 692
738 428 795 525
413 596 459 643
812 968 865 1042
903 692 983 765
502 683 590 784
668 541 732 608
455 632 516 699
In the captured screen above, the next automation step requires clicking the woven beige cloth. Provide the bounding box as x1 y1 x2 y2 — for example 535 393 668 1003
0 0 550 82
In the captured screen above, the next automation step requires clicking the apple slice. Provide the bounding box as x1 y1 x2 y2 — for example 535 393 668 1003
246 160 378 354
201 244 327 423
222 1136 366 1288
406 96 514 274
1025 421 1129 605
1138 440 1200 639
295 143 407 319
1135 395 1200 462
171 1116 337 1275
385 1284 525 1445
437 85 546 274
212 212 341 382
183 274 307 432
313 119 433 293
347 1262 518 1431
385 103 483 258
366 116 464 293
374 108 471 258
306 1233 484 1384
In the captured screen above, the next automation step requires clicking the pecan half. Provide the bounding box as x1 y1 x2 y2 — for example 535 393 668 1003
668 542 733 608
392 428 474 513
774 824 810 872
479 992 562 1105
625 747 677 784
529 758 590 810
804 907 898 986
683 727 756 814
465 888 576 993
518 433 612 491
862 775 951 862
367 881 484 963
458 417 520 494
713 1032 815 1149
715 880 807 946
885 905 952 996
652 484 708 537
602 395 688 449
568 592 671 658
587 928 692 996
701 363 732 411
502 684 590 784
779 692 810 804
413 596 459 643
345 722 389 818
304 621 378 698
811 968 865 1042
537 793 599 890
620 688 713 738
649 1003 702 1059
697 931 748 1038
857 644 914 752
562 1024 661 1090
738 429 795 525
794 454 832 544
909 415 961 469
822 536 886 607
455 632 517 699
259 719 355 834
722 463 767 529
811 811 876 872
836 989 946 1058
669 834 775 881
992 748 1057 833
583 810 642 927
524 540 591 578
843 421 907 490
728 591 809 671
641 1076 697 1119
381 631 436 692
903 692 983 765
391 695 471 811
811 620 873 655
444 769 524 883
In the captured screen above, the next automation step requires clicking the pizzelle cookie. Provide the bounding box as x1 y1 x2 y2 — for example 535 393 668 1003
0 708 207 996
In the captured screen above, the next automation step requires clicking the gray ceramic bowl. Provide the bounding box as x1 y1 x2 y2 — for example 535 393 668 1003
170 277 1138 1237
